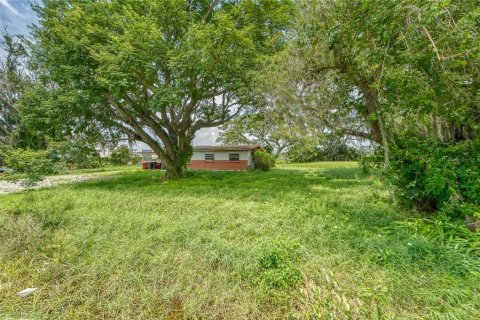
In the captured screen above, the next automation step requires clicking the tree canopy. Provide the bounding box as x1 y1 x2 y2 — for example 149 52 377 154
31 0 293 178
277 0 479 217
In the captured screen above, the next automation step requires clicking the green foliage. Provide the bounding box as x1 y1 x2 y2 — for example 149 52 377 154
49 140 100 170
401 216 480 260
376 138 480 218
266 0 480 227
253 150 275 171
0 33 29 147
287 135 362 163
286 144 321 163
218 111 310 158
0 146 59 175
253 241 302 290
109 146 132 166
17 84 117 149
0 145 61 186
0 140 102 186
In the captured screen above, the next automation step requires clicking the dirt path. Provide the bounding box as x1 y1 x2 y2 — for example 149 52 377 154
0 171 120 195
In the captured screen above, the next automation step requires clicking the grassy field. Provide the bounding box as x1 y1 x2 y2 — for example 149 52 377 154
0 162 478 319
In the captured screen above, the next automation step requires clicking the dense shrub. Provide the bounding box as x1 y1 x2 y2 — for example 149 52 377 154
286 144 322 163
49 140 100 169
254 150 275 171
373 137 480 221
0 146 62 185
0 140 101 185
109 145 133 165
0 146 60 175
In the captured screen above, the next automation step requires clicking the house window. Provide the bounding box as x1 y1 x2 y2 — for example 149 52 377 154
205 153 215 161
229 153 240 161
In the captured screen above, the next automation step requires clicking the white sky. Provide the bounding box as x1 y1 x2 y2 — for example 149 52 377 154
0 0 220 146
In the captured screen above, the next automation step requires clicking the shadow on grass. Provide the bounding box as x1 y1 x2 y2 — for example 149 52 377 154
74 167 366 193
73 166 399 232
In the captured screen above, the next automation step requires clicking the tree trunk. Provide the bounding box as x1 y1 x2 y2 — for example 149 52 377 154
357 77 384 145
164 161 185 179
357 76 394 201
159 132 193 179
133 131 192 179
431 115 443 143
161 149 187 180
378 112 390 165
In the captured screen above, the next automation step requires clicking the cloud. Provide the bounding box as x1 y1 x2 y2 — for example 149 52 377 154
0 0 21 17
0 0 38 36
0 0 38 58
193 127 220 146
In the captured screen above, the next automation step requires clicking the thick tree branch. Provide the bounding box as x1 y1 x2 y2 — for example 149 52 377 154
422 26 442 61
0 97 18 115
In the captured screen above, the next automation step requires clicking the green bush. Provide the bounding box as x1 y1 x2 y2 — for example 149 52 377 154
1 146 60 175
109 145 132 165
373 136 480 220
131 156 142 165
0 140 102 186
49 140 100 169
0 146 63 186
254 150 275 171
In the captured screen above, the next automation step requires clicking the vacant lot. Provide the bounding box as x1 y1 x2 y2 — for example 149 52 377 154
0 162 478 319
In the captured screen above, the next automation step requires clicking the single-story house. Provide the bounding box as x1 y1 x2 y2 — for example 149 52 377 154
133 149 158 161
189 145 263 171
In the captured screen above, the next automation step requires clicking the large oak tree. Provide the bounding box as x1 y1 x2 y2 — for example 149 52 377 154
32 0 292 178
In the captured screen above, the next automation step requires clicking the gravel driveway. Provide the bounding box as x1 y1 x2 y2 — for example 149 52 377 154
0 172 119 195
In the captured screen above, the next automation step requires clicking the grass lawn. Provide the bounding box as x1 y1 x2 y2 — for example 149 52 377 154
0 162 478 319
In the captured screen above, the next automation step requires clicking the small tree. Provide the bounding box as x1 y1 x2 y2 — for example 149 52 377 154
0 146 61 186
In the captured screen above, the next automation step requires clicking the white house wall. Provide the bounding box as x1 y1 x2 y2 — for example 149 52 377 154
191 151 253 167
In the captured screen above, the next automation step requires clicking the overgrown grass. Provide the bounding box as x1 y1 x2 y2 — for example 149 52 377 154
0 163 478 319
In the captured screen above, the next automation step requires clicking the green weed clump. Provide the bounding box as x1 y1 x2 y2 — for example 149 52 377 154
255 241 302 289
